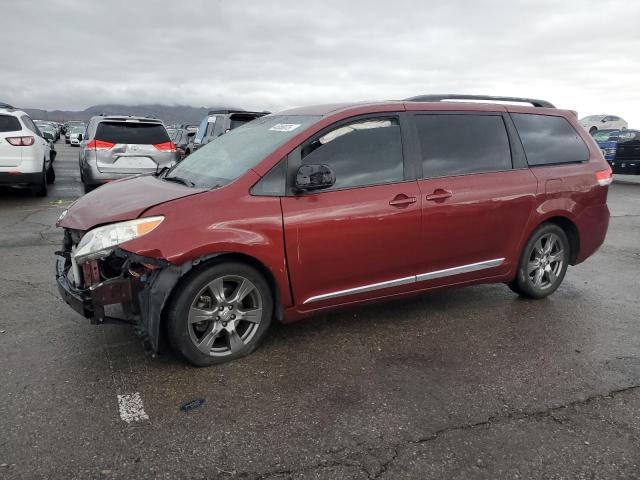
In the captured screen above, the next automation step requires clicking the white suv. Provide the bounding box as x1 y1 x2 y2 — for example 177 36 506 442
579 115 628 134
0 103 54 196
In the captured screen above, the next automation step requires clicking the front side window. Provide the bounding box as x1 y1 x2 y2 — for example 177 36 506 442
300 117 404 191
167 115 320 189
512 113 589 165
415 114 512 178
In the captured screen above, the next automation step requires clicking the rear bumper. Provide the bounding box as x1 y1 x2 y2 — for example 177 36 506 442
0 171 42 185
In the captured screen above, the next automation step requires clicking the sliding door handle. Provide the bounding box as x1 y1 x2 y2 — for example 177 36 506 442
426 189 452 201
389 194 417 207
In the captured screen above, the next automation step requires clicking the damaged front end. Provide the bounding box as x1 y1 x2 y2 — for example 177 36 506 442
55 227 183 352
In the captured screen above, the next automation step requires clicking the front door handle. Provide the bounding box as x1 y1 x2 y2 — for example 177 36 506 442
389 194 417 207
425 189 452 201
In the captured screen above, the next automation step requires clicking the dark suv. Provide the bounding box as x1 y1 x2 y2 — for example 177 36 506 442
56 95 611 366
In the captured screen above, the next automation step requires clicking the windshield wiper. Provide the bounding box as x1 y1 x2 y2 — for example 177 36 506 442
163 175 196 187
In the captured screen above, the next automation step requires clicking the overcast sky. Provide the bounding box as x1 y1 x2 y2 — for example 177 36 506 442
2 0 639 125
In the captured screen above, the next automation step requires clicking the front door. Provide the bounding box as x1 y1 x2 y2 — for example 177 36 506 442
281 115 423 309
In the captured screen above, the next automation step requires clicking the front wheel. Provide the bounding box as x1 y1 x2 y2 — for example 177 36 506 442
508 224 569 299
167 262 273 366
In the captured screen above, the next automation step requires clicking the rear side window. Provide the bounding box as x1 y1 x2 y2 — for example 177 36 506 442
415 114 512 178
301 117 404 191
0 115 21 132
95 122 170 145
21 115 41 136
512 114 589 165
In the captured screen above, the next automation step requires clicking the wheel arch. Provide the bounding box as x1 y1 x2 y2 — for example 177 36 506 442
154 251 285 352
528 215 580 265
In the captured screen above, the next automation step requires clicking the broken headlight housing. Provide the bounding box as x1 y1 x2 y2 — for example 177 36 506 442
74 216 164 264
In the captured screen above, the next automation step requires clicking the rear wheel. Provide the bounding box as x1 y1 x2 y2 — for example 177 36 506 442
46 163 55 184
167 262 273 366
508 223 569 299
83 182 96 194
31 166 47 196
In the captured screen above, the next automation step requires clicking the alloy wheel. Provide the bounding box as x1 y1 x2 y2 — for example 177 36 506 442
187 275 263 357
526 232 565 290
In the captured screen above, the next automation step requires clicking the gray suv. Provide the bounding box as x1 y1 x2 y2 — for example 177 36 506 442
78 116 177 193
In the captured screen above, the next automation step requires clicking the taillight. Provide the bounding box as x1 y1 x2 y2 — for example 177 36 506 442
153 141 176 152
596 166 613 186
6 136 35 146
86 139 115 150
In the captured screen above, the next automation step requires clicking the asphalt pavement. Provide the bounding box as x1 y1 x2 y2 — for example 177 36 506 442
1 139 640 479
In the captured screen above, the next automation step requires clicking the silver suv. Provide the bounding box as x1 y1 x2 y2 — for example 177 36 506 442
78 115 177 193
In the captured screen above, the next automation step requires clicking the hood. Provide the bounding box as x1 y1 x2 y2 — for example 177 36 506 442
58 175 206 231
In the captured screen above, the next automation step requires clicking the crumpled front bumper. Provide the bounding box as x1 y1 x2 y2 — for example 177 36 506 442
55 255 139 324
56 256 93 318
55 244 187 352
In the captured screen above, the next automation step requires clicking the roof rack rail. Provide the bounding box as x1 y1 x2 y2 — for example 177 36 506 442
0 102 15 110
404 94 555 109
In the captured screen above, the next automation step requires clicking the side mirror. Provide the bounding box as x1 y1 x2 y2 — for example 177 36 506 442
295 164 336 191
601 119 607 123
43 132 53 141
77 133 83 141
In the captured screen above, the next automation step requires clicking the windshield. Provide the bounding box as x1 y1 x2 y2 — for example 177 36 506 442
166 114 320 189
71 126 84 134
581 115 603 122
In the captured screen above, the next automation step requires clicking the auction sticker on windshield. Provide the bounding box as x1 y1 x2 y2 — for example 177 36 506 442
269 124 301 132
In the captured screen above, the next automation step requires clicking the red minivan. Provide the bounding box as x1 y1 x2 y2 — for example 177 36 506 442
56 95 611 366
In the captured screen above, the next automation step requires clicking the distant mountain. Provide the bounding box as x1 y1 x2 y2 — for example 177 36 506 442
22 104 245 125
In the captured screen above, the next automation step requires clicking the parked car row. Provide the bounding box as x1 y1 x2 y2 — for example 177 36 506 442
55 94 612 366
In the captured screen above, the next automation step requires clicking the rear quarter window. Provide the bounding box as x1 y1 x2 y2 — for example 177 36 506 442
512 114 589 165
0 115 21 132
95 122 170 144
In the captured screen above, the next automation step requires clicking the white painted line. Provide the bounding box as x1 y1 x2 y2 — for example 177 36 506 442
117 392 149 423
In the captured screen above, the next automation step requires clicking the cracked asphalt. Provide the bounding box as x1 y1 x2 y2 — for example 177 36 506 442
1 140 640 479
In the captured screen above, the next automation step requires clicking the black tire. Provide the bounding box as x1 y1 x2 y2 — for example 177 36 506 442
509 223 570 299
83 182 95 194
589 126 597 134
46 164 55 184
31 167 47 197
167 262 273 366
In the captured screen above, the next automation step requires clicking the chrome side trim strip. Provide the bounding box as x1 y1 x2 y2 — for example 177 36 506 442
302 258 505 305
302 275 415 305
416 258 505 282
